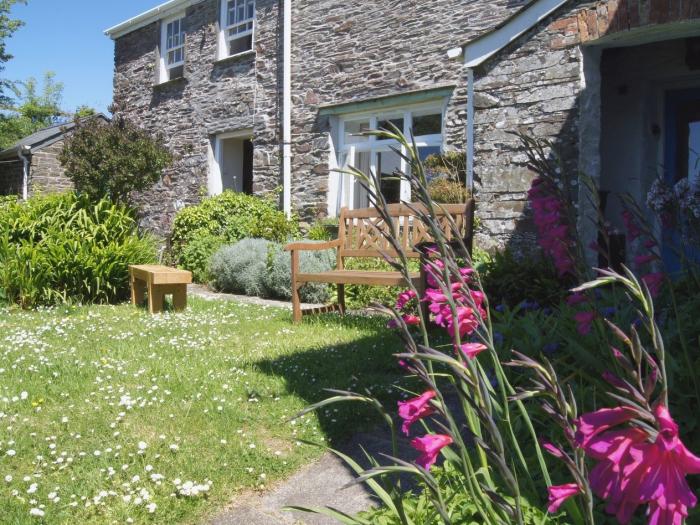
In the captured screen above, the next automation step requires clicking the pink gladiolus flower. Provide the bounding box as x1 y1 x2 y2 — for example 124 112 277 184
566 292 588 306
403 314 420 326
459 342 487 360
396 289 417 310
576 404 700 525
410 434 453 470
623 210 643 241
574 311 596 335
575 406 638 448
547 484 582 513
398 391 436 436
642 272 665 298
634 254 656 266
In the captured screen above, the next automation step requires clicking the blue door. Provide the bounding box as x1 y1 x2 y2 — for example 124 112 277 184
662 88 700 273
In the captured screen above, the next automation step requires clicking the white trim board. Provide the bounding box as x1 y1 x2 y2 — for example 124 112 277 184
449 0 570 68
105 0 204 40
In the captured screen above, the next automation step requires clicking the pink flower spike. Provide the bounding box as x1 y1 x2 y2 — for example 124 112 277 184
459 342 487 360
541 441 566 459
402 314 420 326
634 254 656 266
398 391 436 436
642 272 665 298
395 289 417 310
410 434 453 470
574 311 596 335
547 484 582 513
566 292 588 306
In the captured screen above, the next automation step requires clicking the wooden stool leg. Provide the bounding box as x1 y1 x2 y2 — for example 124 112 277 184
337 284 346 315
172 284 187 311
131 277 146 306
148 284 164 314
290 250 302 324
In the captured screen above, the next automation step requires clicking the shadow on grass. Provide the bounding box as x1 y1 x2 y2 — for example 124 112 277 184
254 312 415 445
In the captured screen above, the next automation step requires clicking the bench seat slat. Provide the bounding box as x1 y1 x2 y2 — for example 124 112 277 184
296 270 420 286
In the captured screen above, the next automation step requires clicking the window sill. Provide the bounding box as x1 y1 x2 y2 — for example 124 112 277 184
152 76 187 89
214 49 256 65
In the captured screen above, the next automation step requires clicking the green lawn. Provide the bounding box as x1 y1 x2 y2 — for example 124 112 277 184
0 298 407 524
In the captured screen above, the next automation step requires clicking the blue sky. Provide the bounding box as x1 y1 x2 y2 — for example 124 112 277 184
4 0 159 114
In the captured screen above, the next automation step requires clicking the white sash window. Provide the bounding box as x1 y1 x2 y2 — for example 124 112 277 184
219 0 255 59
159 15 185 83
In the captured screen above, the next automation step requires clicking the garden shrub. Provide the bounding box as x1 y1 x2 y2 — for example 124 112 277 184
479 248 570 308
209 238 272 297
171 191 299 276
0 193 156 308
307 217 339 241
177 232 225 283
59 113 173 205
265 242 334 304
426 176 469 204
342 257 421 309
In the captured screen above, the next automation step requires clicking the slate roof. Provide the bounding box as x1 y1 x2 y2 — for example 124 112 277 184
0 113 110 159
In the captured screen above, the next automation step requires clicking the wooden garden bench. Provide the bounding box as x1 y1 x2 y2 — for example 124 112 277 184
129 264 192 314
285 201 474 323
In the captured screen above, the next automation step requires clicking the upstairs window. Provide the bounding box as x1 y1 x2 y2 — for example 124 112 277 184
160 15 185 83
219 0 255 58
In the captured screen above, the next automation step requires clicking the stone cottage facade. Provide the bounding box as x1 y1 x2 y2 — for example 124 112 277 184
0 115 111 199
107 0 700 259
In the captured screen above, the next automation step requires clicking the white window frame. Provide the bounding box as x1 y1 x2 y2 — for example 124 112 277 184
218 0 255 60
328 102 446 215
159 14 186 83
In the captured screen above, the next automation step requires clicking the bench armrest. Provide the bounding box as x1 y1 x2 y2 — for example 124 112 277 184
284 239 342 252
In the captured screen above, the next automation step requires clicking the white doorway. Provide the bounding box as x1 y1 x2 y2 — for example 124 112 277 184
208 131 254 196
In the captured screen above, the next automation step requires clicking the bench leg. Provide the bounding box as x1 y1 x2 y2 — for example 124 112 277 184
172 284 187 311
290 250 302 324
337 284 346 315
131 276 146 306
148 284 164 314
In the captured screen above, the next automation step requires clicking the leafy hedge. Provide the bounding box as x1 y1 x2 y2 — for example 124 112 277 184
171 191 299 281
0 193 156 308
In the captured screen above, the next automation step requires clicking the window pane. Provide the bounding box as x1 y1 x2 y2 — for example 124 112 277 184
418 146 441 162
376 117 404 133
412 113 442 136
229 34 253 55
344 120 370 144
377 150 402 204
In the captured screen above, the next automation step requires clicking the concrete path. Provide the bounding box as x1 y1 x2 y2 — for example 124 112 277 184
188 284 324 309
210 431 413 525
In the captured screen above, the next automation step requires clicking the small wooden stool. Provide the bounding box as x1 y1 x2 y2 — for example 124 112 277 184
129 265 192 314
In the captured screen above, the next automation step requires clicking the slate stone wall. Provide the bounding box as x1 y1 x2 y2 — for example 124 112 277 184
111 0 700 250
29 140 74 195
112 0 528 237
0 159 23 196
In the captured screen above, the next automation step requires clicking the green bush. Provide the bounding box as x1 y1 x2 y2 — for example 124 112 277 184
341 257 421 309
59 113 173 205
177 233 225 283
171 191 299 273
265 243 334 303
427 176 469 204
0 193 156 308
307 217 339 241
479 249 570 308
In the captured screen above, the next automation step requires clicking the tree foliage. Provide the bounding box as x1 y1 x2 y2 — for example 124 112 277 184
59 114 173 205
0 0 25 107
0 72 65 148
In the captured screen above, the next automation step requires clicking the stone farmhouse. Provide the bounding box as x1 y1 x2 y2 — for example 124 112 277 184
107 0 700 259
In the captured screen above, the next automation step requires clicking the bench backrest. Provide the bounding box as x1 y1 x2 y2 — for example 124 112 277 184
337 200 475 260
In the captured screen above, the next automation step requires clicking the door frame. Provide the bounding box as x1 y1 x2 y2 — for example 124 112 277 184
208 129 253 196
